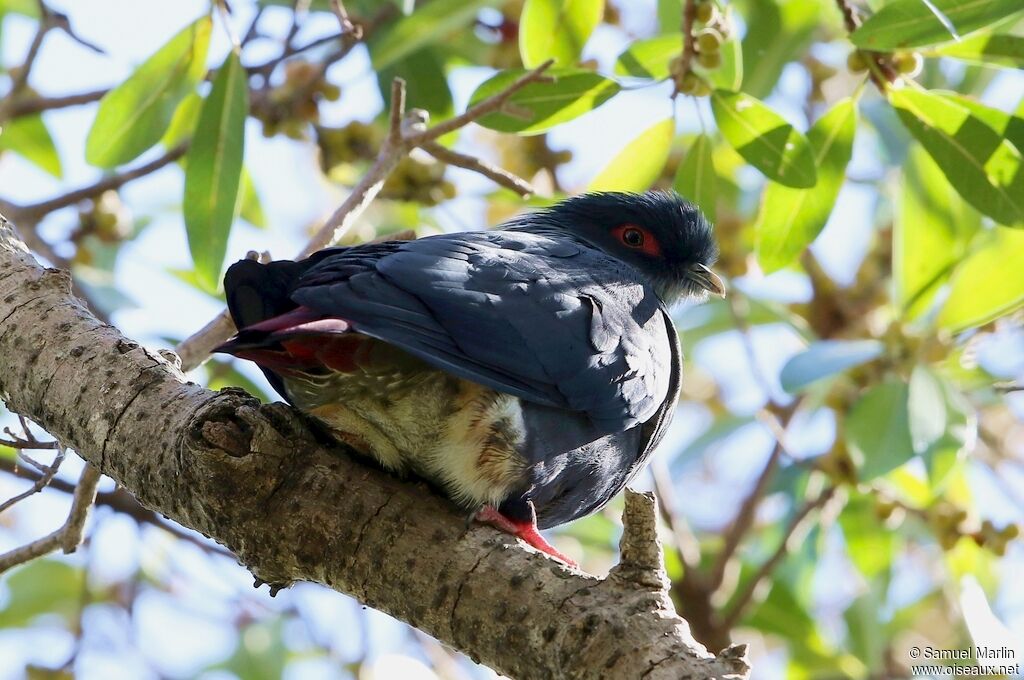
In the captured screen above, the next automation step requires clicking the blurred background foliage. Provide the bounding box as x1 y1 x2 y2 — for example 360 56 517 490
1 0 1023 678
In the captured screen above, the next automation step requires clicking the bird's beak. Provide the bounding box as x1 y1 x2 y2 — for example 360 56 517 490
688 263 727 298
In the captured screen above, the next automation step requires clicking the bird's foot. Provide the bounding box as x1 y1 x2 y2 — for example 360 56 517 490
474 506 578 568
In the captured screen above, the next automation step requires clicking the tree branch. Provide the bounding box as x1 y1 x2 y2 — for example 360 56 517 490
719 486 837 630
0 445 65 515
0 463 101 574
0 456 234 557
0 215 750 679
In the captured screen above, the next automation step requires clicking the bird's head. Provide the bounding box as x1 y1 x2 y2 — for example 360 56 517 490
522 191 724 305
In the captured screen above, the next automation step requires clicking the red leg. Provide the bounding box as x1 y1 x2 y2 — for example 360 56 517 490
475 506 578 568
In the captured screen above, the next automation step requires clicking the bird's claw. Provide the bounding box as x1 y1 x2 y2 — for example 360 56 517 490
474 506 578 568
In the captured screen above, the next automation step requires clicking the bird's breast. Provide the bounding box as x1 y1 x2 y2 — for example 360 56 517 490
282 335 529 508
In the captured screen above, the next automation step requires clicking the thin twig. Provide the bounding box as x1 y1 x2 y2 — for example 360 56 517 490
0 445 65 515
2 145 186 224
650 459 701 569
422 142 534 197
707 432 789 590
330 0 363 38
0 457 234 557
674 0 698 94
174 62 552 371
0 17 50 121
0 463 102 575
411 61 554 144
719 486 837 629
4 88 108 118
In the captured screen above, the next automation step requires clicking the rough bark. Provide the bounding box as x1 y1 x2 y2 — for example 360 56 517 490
0 216 750 680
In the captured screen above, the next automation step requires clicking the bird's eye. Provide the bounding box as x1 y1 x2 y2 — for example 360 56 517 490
621 227 645 248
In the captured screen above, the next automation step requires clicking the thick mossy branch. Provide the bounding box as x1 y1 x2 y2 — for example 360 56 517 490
0 216 749 680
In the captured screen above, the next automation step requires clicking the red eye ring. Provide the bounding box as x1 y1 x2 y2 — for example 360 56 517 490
611 224 663 257
621 227 644 247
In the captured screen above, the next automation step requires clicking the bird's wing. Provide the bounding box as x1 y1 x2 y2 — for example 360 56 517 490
289 232 674 433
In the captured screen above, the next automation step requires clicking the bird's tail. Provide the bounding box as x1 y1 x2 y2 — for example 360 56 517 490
214 254 351 397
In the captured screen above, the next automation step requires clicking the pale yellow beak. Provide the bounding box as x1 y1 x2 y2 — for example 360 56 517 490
689 263 727 297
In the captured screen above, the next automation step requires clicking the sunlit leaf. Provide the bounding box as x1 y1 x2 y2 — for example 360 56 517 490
468 68 620 135
0 113 62 177
756 97 856 272
588 117 673 192
86 16 211 168
674 133 717 222
889 89 1024 226
183 51 248 291
370 0 505 71
846 380 914 481
851 0 1024 50
657 0 681 34
162 91 203 149
840 497 899 580
711 89 816 188
0 560 84 627
238 168 266 230
741 0 820 98
894 146 981 320
614 34 679 81
928 33 1024 67
519 0 603 68
780 339 883 393
938 226 1024 331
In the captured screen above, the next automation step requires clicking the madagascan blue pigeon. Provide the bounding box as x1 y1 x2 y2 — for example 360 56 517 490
215 191 723 566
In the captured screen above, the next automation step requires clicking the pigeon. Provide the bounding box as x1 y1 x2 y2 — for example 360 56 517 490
215 191 723 565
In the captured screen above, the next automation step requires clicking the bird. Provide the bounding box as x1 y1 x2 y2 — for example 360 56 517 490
214 190 723 566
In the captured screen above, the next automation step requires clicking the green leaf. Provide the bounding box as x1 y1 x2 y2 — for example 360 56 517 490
711 89 816 188
889 88 1024 226
370 0 505 71
740 0 820 99
938 225 1024 331
780 339 884 393
676 296 815 346
0 0 40 17
86 16 211 168
846 380 914 481
908 365 974 490
674 133 717 222
894 146 981 320
851 0 1024 50
519 0 603 68
928 32 1024 67
378 47 453 119
183 52 248 291
614 33 679 81
657 0 681 34
756 97 857 272
0 560 84 627
839 496 899 580
468 68 620 135
0 113 62 177
588 117 673 192
162 91 203 148
238 168 266 229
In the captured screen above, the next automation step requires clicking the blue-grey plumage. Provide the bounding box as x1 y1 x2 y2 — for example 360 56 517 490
215 191 722 564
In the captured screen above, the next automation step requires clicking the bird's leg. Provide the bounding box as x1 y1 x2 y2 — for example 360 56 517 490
474 504 577 568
